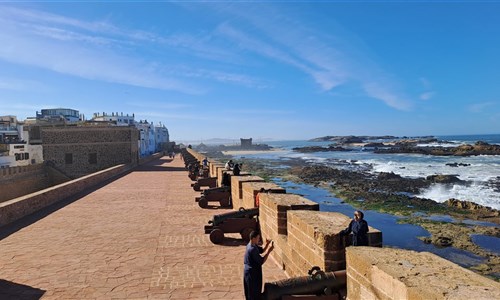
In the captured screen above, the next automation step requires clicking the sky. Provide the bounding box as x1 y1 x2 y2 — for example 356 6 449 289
0 1 499 142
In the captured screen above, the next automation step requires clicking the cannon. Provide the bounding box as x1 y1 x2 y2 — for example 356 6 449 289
262 267 347 300
204 207 259 244
191 176 217 191
196 186 231 208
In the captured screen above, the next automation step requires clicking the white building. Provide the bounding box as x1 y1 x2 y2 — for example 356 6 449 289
155 123 169 152
136 120 156 157
91 112 135 126
0 116 43 167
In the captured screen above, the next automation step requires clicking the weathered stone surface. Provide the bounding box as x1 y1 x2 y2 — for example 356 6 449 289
241 182 285 209
346 247 500 300
230 175 264 209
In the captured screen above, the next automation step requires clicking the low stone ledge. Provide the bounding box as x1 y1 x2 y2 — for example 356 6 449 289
346 247 500 300
0 164 132 227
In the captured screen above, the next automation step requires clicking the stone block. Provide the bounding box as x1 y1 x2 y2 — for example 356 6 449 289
241 182 286 209
286 211 381 276
230 176 264 209
259 193 318 240
210 163 224 178
346 247 500 300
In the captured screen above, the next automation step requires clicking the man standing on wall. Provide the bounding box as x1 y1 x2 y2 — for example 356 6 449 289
243 231 274 300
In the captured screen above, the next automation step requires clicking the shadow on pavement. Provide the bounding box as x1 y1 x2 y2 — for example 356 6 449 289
0 279 45 300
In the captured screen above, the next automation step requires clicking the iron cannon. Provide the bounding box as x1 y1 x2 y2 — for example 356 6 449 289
196 186 232 208
204 207 259 244
262 267 346 300
191 176 217 191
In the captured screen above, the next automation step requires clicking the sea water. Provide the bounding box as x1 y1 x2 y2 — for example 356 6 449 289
238 134 500 210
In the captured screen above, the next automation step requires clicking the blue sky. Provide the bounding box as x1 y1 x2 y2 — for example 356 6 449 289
0 1 499 141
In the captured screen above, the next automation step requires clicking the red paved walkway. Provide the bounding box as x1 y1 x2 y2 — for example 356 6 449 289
0 157 287 299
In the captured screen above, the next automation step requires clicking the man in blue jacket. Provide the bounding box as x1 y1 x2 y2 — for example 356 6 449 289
243 231 274 300
340 210 369 246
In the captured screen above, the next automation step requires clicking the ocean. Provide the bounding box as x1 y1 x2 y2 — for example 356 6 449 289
238 134 500 210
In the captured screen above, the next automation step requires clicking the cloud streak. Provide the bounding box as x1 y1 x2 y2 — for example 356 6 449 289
212 4 414 110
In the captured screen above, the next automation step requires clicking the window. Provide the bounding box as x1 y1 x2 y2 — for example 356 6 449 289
24 153 29 160
89 153 97 164
65 153 73 164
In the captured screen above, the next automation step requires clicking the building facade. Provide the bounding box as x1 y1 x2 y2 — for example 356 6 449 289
91 112 135 126
37 108 81 123
41 126 139 178
155 124 169 152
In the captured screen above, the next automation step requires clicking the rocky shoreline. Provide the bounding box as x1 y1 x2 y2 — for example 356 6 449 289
218 154 500 280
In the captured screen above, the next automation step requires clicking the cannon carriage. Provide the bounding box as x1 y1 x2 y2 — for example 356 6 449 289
196 186 231 208
262 267 347 300
204 207 259 244
191 176 217 191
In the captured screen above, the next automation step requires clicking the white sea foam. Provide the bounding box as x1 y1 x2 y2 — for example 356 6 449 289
419 183 500 210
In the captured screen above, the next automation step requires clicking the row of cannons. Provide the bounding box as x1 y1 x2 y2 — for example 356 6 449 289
181 149 349 299
181 149 259 244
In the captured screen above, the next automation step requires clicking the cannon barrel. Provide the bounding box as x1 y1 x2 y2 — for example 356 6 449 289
209 207 259 226
203 186 231 195
262 268 346 300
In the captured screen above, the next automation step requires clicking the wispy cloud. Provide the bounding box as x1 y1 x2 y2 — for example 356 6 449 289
468 101 497 113
419 77 435 101
0 78 47 91
420 91 435 101
212 5 413 110
0 6 260 93
222 109 295 115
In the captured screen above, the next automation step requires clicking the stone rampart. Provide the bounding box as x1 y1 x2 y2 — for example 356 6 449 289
0 164 131 227
189 149 499 299
230 175 265 209
346 247 500 300
0 153 161 227
241 182 286 209
0 164 51 203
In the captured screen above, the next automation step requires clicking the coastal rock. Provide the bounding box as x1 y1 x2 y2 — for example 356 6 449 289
292 146 351 153
375 142 500 156
378 172 402 180
445 198 500 217
426 174 463 184
446 162 471 167
364 142 385 147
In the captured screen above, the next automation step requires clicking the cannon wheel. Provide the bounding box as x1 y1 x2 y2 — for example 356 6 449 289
193 183 201 191
198 197 208 208
240 227 254 242
209 229 224 244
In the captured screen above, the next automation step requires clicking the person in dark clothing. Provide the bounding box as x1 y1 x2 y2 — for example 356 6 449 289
233 163 241 176
243 231 274 300
340 210 369 246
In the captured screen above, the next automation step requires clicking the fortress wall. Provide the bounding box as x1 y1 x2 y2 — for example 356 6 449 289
346 247 500 300
230 176 265 209
241 182 286 209
187 149 500 300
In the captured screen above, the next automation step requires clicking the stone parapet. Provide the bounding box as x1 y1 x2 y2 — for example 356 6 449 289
0 164 132 227
210 163 224 178
241 182 286 209
286 211 381 277
346 247 500 300
259 193 319 241
230 176 264 209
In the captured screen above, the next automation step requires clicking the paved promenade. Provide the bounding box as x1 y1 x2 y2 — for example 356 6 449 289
0 157 287 299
